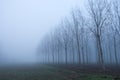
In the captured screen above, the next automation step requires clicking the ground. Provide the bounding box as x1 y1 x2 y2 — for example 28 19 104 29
0 64 119 80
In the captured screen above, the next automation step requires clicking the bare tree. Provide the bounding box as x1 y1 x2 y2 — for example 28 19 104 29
112 0 120 64
71 10 82 64
60 19 71 64
88 0 110 67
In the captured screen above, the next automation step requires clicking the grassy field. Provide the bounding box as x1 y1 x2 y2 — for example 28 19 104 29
0 65 115 80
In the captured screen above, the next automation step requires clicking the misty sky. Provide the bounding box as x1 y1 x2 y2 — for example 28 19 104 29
0 0 84 63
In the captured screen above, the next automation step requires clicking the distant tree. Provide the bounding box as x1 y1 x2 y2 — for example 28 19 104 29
60 19 70 64
71 10 82 64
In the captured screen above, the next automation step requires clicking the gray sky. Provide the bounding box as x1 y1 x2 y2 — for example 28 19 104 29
0 0 84 63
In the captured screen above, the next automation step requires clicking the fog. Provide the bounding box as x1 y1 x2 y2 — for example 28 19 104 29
0 0 84 64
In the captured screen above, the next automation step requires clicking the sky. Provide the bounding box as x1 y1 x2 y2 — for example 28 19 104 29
0 0 85 64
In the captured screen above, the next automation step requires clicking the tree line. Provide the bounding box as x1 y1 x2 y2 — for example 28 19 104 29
38 0 120 67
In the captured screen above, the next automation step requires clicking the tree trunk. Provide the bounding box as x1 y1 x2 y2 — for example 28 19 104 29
72 43 75 64
114 36 118 65
57 47 60 64
65 45 68 64
52 52 54 64
97 35 105 70
76 36 81 64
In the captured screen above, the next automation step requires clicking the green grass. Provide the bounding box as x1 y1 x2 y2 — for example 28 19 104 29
59 67 112 80
78 74 112 80
0 65 113 80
